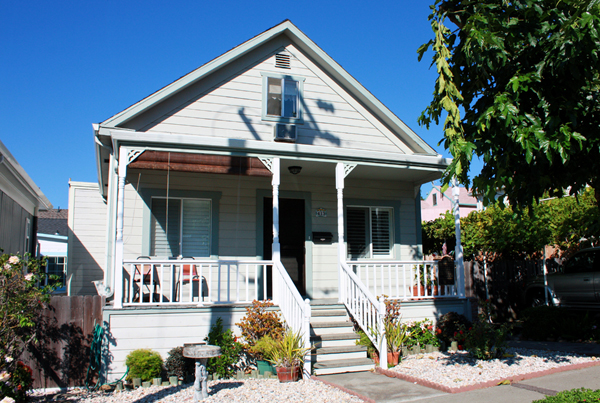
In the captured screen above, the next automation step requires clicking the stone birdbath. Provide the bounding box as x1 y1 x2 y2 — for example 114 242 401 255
183 343 221 402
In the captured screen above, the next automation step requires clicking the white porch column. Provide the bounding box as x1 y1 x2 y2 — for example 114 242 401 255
452 179 466 298
113 150 128 309
271 158 281 302
335 163 345 303
272 158 281 262
113 147 143 309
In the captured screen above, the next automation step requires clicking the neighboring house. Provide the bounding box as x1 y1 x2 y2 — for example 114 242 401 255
421 184 480 222
73 20 471 379
0 139 52 255
37 208 69 293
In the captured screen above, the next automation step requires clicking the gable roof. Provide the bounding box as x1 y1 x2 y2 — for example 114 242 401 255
99 20 436 155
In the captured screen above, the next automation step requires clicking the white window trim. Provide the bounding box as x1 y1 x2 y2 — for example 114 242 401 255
150 196 212 258
261 72 305 124
346 205 394 259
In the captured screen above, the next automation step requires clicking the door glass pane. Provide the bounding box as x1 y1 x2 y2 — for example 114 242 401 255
151 198 181 256
347 207 369 258
182 199 211 257
267 77 282 116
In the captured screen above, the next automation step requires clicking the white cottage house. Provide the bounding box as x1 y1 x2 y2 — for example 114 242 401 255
74 20 471 379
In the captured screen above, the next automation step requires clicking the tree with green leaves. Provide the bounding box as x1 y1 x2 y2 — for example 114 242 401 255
418 0 600 208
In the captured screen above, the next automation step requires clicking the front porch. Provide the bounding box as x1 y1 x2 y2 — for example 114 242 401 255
99 145 467 376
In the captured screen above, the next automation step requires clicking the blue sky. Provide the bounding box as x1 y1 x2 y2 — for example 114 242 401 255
0 1 473 209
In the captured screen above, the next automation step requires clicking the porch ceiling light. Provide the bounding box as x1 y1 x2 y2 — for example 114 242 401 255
288 166 302 175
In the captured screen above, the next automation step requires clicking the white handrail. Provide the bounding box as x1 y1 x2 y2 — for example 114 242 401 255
273 261 311 378
339 261 387 368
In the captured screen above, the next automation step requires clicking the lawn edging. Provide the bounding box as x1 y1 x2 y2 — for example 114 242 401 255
375 359 600 394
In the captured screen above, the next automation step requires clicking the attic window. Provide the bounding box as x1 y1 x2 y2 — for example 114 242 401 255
275 53 291 69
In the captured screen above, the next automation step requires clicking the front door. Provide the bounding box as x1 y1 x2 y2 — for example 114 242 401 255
263 198 306 295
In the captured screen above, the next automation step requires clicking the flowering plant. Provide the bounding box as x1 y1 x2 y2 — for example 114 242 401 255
1 254 56 401
405 319 440 348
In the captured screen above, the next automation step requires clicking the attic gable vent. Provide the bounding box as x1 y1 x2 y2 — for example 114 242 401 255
275 53 291 69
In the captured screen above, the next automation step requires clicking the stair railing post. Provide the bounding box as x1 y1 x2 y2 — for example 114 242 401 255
303 298 311 378
378 296 387 368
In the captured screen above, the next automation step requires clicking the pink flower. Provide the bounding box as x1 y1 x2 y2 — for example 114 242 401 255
8 256 19 265
24 273 34 281
0 370 10 382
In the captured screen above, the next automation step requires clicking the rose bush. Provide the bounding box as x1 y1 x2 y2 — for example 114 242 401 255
0 253 56 401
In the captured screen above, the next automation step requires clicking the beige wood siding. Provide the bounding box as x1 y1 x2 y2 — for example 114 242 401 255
67 182 107 295
133 42 411 154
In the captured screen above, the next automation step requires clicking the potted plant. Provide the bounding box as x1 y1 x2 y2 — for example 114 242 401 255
249 335 278 375
236 300 285 374
266 328 310 382
413 265 440 297
384 319 411 366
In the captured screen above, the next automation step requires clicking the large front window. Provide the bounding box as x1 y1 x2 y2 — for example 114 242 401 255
347 206 393 259
151 198 211 257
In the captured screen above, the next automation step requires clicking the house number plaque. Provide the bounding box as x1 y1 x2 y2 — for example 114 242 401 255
316 208 327 217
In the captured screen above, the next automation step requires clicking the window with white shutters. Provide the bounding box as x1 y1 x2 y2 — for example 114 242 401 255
347 206 393 259
151 198 211 257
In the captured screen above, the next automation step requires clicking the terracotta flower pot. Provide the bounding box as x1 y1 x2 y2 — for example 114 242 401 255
387 351 400 366
276 365 300 383
412 285 441 298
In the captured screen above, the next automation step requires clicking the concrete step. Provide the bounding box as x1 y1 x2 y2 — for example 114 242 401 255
312 345 367 362
311 332 359 348
310 320 354 335
311 310 348 323
312 357 374 375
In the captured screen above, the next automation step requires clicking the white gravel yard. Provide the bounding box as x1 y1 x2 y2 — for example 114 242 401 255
29 379 364 403
389 347 599 389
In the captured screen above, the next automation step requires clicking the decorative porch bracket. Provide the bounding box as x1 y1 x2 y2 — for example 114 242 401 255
113 146 144 309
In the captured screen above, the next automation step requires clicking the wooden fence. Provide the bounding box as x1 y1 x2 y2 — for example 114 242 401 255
464 259 561 320
21 295 104 389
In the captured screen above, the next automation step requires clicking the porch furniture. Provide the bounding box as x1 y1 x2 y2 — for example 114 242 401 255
132 256 163 303
183 343 221 402
174 257 209 303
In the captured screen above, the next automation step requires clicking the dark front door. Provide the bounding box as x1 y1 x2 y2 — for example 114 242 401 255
263 198 306 295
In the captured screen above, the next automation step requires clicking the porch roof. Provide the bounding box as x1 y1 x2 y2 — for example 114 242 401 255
98 127 449 187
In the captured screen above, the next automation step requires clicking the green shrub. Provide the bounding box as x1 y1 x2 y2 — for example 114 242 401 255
204 318 243 378
532 387 600 402
436 311 472 347
125 349 163 382
165 347 195 381
462 300 511 360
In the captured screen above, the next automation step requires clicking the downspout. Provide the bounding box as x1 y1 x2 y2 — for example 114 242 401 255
93 127 115 299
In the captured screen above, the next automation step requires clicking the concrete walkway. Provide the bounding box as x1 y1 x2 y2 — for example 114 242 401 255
317 341 600 403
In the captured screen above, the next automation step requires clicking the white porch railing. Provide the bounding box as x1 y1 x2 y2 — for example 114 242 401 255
347 260 457 300
272 261 311 377
339 261 387 368
121 259 273 306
